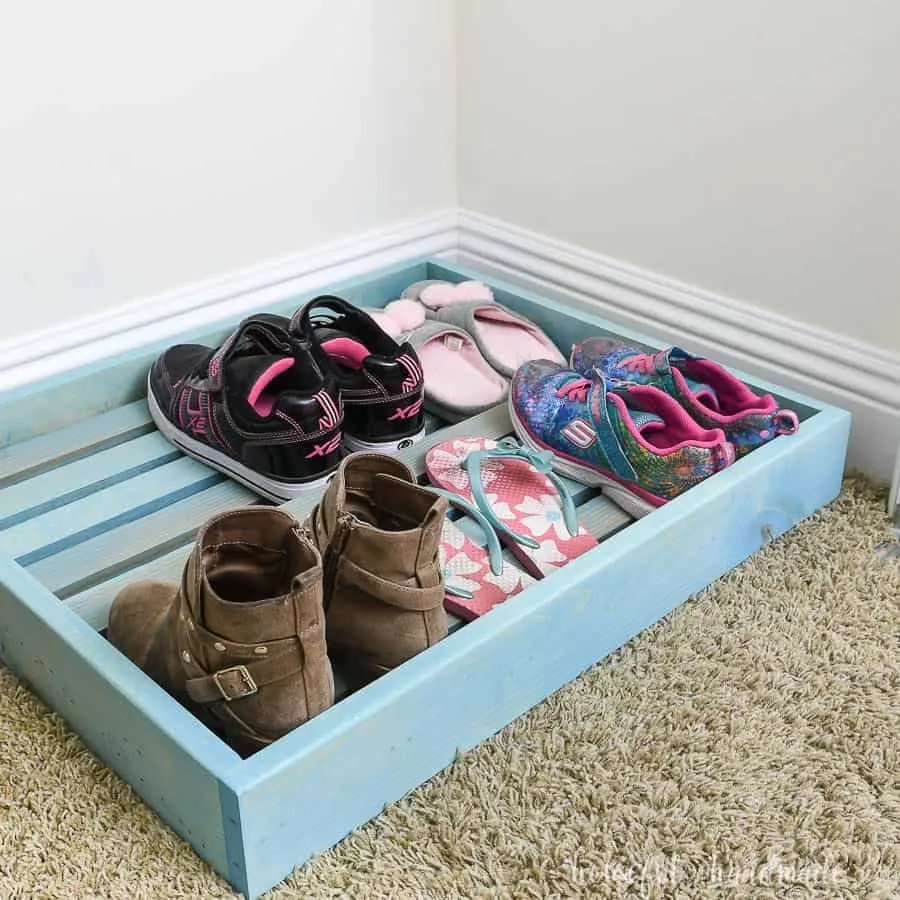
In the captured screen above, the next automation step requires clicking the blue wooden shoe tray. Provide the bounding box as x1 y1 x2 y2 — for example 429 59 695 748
0 260 851 897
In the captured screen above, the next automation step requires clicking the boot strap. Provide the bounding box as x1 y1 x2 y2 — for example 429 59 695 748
179 602 310 704
336 556 444 611
184 646 304 704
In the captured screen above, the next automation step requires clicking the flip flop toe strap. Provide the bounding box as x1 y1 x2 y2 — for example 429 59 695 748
428 487 506 599
463 438 580 545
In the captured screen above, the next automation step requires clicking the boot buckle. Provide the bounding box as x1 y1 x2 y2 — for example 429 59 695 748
212 665 258 701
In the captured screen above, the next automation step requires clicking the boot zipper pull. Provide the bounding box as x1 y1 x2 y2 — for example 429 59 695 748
323 512 356 611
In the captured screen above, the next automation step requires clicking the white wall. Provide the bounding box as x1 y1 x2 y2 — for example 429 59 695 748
457 0 899 353
0 0 456 341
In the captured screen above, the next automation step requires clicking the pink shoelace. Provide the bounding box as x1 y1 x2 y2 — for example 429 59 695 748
621 351 667 375
556 378 592 403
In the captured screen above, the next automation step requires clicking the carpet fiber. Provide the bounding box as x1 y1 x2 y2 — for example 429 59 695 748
1 478 898 899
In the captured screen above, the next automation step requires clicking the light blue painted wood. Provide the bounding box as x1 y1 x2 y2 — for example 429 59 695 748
0 556 239 884
0 431 179 528
0 457 221 564
0 400 153 487
65 545 194 631
575 493 634 538
29 480 258 598
0 257 853 899
229 401 850 899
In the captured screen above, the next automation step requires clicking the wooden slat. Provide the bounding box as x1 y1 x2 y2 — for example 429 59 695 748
31 480 259 598
0 431 179 528
0 457 221 565
423 411 449 434
0 400 152 488
66 545 192 631
574 493 634 540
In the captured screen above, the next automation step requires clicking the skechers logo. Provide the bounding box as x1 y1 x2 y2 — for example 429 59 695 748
561 418 597 448
388 398 423 421
397 439 414 449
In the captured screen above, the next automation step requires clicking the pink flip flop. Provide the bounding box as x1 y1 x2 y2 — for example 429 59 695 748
431 492 537 621
425 437 598 579
402 280 566 378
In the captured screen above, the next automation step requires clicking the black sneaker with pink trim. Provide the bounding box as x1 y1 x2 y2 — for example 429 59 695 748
146 315 343 501
288 295 426 453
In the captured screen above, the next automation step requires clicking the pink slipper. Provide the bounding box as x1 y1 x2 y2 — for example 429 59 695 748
402 280 566 378
371 299 508 422
425 437 597 579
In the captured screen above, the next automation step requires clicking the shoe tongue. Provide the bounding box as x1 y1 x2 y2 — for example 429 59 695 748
667 348 722 412
227 354 295 416
629 409 666 433
615 389 665 433
684 377 721 412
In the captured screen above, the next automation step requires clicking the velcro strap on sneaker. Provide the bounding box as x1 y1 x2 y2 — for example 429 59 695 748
184 645 304 704
336 556 444 611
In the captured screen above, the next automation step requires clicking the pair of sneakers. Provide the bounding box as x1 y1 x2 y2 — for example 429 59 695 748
147 296 426 502
509 339 799 517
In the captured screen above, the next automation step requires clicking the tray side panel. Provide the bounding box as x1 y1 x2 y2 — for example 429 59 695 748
0 558 239 883
231 406 850 899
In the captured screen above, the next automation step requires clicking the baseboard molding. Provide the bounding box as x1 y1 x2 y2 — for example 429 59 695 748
891 451 900 524
454 209 900 484
1 204 896 482
0 209 459 391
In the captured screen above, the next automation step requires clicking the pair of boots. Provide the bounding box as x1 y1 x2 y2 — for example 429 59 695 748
108 454 449 756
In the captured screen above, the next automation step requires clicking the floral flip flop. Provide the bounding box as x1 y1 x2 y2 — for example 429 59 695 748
425 437 598 579
427 487 536 621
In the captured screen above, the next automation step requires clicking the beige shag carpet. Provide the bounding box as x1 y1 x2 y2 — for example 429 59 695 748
1 477 898 899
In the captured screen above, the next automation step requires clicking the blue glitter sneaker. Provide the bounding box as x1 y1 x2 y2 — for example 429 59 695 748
509 361 735 517
570 338 799 458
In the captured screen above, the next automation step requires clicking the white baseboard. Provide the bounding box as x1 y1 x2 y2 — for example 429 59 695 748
1 204 896 484
0 209 459 391
891 450 900 524
453 210 900 484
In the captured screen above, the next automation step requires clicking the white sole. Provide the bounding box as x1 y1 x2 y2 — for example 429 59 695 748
342 427 427 454
147 375 335 503
507 392 656 519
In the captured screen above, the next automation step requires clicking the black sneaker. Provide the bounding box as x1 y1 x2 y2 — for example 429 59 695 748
146 315 343 502
286 295 426 453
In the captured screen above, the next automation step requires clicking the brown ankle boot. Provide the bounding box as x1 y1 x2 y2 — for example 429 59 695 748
303 453 449 681
108 507 333 755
